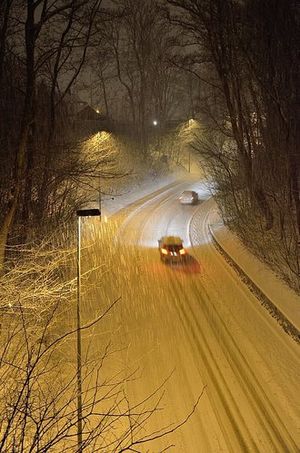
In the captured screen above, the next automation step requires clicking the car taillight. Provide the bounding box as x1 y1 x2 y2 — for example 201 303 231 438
161 248 168 255
179 248 186 255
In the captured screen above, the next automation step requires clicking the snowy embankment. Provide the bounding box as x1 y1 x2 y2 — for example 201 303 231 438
207 203 300 343
101 172 183 218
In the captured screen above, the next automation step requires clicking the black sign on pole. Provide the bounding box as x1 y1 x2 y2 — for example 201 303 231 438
76 208 101 217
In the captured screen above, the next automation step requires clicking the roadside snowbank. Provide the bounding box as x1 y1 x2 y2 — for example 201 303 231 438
101 172 184 218
208 204 300 341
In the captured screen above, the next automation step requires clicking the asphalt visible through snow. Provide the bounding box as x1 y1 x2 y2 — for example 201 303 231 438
80 180 300 452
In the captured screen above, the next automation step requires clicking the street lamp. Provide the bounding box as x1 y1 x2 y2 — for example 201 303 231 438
152 119 161 150
187 118 196 173
76 207 101 452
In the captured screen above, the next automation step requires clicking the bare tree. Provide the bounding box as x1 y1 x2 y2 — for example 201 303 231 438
0 0 104 269
0 236 203 451
91 0 182 150
167 0 299 288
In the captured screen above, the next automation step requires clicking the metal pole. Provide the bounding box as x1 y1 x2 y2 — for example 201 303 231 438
98 133 101 218
99 175 101 216
77 217 83 452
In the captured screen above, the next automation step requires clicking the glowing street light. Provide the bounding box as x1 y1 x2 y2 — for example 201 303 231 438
76 207 100 452
153 120 158 126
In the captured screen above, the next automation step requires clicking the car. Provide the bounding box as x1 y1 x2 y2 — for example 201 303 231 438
158 236 187 263
179 190 198 205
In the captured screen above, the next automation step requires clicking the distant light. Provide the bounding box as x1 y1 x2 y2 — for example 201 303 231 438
153 120 158 126
96 109 100 114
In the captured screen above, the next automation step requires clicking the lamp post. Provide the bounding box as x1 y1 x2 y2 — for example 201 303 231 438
152 119 161 152
76 207 101 452
187 118 195 173
98 176 101 216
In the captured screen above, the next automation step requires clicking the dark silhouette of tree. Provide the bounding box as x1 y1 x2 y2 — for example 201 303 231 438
168 0 300 287
0 0 103 268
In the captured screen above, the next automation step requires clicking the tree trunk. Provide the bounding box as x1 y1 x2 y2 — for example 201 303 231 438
0 0 36 269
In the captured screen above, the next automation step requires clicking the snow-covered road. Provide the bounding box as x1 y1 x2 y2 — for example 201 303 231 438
81 179 300 452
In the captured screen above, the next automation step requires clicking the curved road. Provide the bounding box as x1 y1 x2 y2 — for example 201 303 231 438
82 180 300 452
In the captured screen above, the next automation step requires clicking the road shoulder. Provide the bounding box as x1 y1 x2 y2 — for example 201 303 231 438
207 204 300 343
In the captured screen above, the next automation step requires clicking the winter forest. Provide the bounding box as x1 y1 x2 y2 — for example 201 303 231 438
0 0 299 451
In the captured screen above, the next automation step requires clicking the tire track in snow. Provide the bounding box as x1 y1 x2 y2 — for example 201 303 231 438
185 275 296 452
186 203 298 451
120 188 247 451
130 190 298 451
168 273 260 452
116 183 221 451
111 183 299 452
